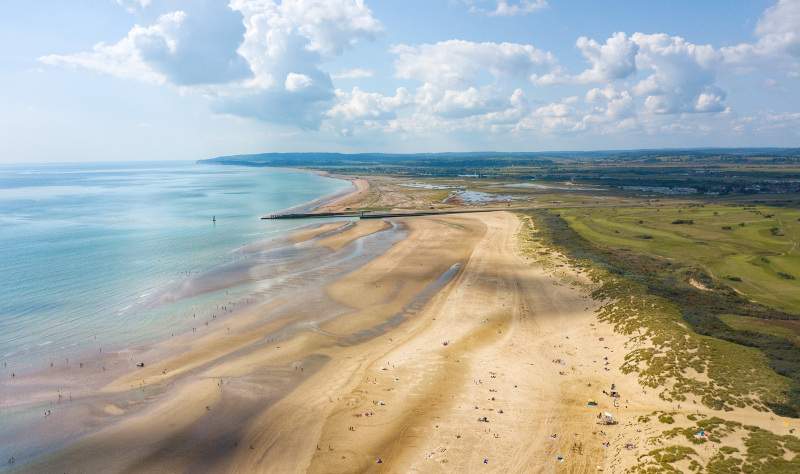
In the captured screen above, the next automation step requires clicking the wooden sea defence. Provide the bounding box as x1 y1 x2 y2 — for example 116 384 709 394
262 209 499 220
262 211 361 219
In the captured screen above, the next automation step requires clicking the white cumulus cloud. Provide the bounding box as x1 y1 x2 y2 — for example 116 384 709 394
41 0 382 128
516 99 586 134
490 0 548 16
324 87 413 136
43 4 253 87
39 11 186 84
572 32 638 84
279 0 382 56
632 33 724 114
533 32 638 85
586 85 635 118
430 86 523 119
331 69 374 79
458 0 548 16
327 87 412 121
285 73 313 91
393 39 558 87
722 0 800 73
36 0 800 145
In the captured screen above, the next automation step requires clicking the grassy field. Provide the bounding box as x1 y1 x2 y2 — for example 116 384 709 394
558 203 800 314
719 314 800 346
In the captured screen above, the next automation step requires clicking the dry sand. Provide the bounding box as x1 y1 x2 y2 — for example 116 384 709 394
19 211 790 473
314 176 371 213
311 175 448 215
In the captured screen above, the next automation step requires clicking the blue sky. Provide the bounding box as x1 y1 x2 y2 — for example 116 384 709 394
1 0 798 162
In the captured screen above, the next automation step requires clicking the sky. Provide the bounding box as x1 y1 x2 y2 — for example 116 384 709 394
1 0 799 163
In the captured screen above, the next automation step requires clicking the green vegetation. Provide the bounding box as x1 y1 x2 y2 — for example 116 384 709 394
201 148 800 196
719 315 800 346
630 412 800 473
661 417 742 444
659 413 677 424
740 427 800 472
556 204 800 313
521 208 800 416
706 452 744 472
638 446 698 472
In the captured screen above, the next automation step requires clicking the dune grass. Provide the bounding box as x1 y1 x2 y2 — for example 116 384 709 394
519 208 800 416
633 412 800 473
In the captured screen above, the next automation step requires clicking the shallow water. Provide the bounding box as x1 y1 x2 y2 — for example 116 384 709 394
0 162 351 372
444 190 528 204
0 204 408 470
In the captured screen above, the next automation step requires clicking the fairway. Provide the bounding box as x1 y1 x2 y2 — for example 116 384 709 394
559 204 800 314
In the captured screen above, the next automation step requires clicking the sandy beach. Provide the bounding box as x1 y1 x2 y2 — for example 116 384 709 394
6 206 791 473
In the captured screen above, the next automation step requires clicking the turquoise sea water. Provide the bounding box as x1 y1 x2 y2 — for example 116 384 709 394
0 161 349 371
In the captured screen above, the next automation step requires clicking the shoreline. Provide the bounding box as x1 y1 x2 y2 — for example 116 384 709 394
261 167 370 217
4 211 600 472
0 168 377 470
37 211 621 472
0 164 355 377
1 213 403 470
4 206 795 472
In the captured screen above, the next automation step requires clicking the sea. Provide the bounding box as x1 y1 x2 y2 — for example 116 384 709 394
0 161 351 373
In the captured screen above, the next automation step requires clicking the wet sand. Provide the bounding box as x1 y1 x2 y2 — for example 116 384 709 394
1 215 399 469
4 211 602 472
4 211 789 473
